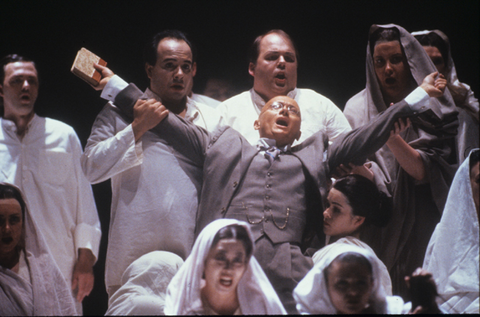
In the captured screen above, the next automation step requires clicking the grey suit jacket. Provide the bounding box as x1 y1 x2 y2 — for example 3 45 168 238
113 83 429 245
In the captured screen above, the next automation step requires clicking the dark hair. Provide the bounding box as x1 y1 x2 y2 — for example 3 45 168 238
333 175 392 228
324 252 373 285
0 54 36 84
248 29 299 65
369 27 401 57
413 32 449 69
0 182 27 250
143 30 196 66
211 224 253 259
470 149 480 171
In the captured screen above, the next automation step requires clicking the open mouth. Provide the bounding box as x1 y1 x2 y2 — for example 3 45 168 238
276 118 288 127
1 237 13 244
385 77 396 85
275 73 286 86
171 84 184 90
220 277 233 287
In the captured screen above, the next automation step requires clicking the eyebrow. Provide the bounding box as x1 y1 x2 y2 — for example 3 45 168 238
162 58 192 64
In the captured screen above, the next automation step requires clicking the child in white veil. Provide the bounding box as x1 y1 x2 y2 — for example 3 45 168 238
164 218 286 315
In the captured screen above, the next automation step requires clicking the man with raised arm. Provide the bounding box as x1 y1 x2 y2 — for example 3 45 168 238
111 70 449 313
81 30 221 300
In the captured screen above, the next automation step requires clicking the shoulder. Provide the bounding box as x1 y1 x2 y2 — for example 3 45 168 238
218 91 251 108
296 88 336 105
43 117 76 136
344 89 368 110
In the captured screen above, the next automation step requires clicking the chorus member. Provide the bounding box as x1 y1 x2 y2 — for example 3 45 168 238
105 251 183 315
313 175 393 295
81 30 221 299
343 24 458 298
294 244 441 314
218 29 351 145
413 29 479 164
113 74 447 313
423 149 479 313
164 219 285 315
0 183 76 316
0 54 100 313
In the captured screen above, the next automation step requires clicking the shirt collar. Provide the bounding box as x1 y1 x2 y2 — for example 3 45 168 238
1 113 38 138
250 87 298 114
256 137 291 153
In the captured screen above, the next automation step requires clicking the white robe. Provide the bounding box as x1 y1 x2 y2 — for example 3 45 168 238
423 149 479 313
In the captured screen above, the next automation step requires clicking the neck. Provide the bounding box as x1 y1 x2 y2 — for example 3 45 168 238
3 111 35 139
163 97 188 118
0 248 20 271
201 286 240 315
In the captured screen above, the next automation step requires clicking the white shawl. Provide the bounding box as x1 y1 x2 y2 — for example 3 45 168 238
294 244 408 314
0 187 77 316
423 149 479 313
164 218 286 315
106 251 184 315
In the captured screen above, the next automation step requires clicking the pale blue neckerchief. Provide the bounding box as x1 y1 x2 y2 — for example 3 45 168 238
256 138 291 165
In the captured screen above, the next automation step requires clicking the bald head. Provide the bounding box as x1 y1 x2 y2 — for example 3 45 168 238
254 96 301 147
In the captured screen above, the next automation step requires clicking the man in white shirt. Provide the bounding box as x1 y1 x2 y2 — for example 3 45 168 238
218 29 352 145
81 30 221 299
0 54 101 314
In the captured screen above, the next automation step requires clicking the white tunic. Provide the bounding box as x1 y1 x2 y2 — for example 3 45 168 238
0 115 101 288
82 80 222 296
218 88 351 145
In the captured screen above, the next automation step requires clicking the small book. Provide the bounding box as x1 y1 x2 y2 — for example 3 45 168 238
71 47 107 86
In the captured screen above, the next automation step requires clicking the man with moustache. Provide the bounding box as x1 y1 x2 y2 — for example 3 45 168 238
0 54 101 314
81 30 221 299
111 71 447 313
218 29 352 146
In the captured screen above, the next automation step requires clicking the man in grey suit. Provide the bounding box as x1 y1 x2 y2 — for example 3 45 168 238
110 71 448 313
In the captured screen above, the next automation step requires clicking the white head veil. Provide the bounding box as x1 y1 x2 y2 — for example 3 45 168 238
106 251 183 315
423 149 479 313
293 244 392 314
0 182 77 316
164 218 286 315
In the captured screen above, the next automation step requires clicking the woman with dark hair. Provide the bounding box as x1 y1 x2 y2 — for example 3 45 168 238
413 29 479 164
164 219 285 315
343 24 458 298
0 182 76 315
312 174 393 295
423 149 479 313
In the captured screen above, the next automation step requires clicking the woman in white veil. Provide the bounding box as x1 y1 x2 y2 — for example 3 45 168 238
164 218 286 315
423 149 479 313
0 182 76 315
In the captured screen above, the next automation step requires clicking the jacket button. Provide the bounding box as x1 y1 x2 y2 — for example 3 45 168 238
221 207 226 214
233 181 238 188
266 184 271 189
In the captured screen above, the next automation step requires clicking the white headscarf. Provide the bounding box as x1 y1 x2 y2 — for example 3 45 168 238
164 218 286 315
0 183 77 316
106 251 183 315
294 244 408 314
423 149 479 313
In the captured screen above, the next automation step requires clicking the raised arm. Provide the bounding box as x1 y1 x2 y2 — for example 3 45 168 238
327 72 454 173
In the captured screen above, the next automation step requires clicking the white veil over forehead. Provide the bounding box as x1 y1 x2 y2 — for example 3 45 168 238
293 243 391 314
106 251 184 315
164 218 286 315
423 149 479 313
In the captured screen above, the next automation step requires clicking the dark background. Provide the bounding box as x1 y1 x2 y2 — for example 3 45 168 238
1 1 478 315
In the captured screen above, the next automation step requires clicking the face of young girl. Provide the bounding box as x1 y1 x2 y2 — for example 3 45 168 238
203 238 248 296
327 259 374 314
323 188 362 238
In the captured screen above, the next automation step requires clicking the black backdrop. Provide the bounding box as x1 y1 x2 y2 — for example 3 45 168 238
1 1 478 315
